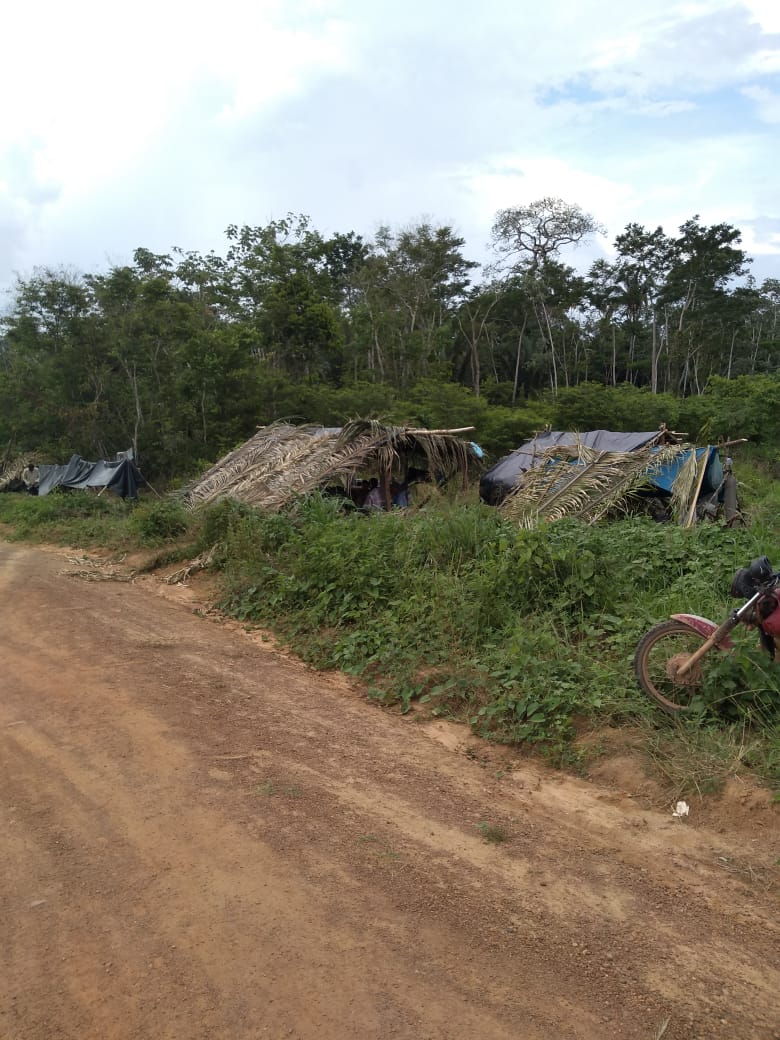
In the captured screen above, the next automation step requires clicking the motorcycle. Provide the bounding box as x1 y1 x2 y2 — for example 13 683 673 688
633 556 780 713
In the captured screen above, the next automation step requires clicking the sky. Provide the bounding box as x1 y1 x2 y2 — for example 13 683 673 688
2 0 780 301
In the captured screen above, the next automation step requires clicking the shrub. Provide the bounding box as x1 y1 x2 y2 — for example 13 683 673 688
130 499 194 545
0 489 131 545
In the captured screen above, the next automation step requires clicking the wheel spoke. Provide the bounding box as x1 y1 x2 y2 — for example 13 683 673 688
634 621 711 713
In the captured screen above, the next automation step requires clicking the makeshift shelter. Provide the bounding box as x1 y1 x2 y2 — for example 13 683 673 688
37 453 144 498
185 420 480 512
480 429 738 528
479 430 670 505
1 452 144 499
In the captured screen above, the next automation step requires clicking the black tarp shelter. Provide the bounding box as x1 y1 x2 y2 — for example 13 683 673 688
37 453 144 498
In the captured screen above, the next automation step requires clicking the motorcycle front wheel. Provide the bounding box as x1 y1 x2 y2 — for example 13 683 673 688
633 620 718 714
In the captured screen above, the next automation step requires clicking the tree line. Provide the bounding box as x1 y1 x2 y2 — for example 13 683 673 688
1 200 779 480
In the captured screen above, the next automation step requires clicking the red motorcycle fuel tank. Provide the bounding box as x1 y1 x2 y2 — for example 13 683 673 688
758 592 780 636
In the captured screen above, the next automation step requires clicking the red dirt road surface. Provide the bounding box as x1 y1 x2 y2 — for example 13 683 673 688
1 542 778 1040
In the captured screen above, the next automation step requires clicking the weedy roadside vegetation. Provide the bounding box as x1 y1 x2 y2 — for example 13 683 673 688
0 491 196 550
2 469 779 798
0 489 135 547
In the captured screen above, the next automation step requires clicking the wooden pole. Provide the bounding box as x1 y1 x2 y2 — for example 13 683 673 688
404 427 476 435
717 438 748 450
381 467 392 511
685 448 711 528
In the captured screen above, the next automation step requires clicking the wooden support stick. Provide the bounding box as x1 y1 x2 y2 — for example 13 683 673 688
685 448 711 529
717 438 749 449
404 427 476 435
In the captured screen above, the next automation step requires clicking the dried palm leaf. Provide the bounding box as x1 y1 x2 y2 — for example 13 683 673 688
669 448 700 524
183 419 478 512
0 452 42 492
500 440 689 528
577 443 690 523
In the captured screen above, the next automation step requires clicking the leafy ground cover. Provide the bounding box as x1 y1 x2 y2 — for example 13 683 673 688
1 481 778 796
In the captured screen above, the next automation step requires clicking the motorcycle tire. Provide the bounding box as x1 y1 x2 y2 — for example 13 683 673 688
633 620 715 714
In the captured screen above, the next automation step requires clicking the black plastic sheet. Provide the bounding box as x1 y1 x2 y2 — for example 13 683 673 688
37 454 144 499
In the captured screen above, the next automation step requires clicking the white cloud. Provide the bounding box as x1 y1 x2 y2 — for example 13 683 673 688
741 85 780 121
455 124 780 272
742 0 780 32
2 0 353 189
741 224 780 256
1 0 779 291
462 158 635 237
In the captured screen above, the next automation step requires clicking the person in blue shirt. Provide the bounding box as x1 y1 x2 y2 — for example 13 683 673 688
391 479 409 508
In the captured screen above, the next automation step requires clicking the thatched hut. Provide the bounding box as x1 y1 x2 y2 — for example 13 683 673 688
184 419 480 512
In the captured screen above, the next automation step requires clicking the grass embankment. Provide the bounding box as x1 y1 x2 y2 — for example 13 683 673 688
1 486 778 797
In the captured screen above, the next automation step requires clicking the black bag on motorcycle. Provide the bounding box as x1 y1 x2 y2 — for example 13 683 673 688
729 556 772 598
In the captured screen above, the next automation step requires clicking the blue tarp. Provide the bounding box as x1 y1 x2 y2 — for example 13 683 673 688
648 445 722 494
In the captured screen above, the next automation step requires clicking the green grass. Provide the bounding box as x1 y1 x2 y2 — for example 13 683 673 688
641 716 780 799
0 490 198 550
0 490 135 547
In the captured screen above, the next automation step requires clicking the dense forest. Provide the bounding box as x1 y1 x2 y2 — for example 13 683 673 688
2 198 779 481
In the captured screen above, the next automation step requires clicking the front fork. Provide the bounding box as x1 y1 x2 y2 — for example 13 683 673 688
673 592 763 677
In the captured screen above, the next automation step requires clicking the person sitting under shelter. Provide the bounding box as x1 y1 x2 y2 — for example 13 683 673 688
391 479 409 508
21 462 39 494
364 478 385 511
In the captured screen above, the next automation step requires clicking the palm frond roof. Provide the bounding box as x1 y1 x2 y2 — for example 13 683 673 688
499 440 692 527
184 419 479 510
494 430 724 528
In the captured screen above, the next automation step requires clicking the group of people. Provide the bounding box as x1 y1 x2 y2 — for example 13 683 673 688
363 477 409 511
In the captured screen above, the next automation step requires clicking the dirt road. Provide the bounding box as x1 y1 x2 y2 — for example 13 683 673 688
1 542 778 1040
